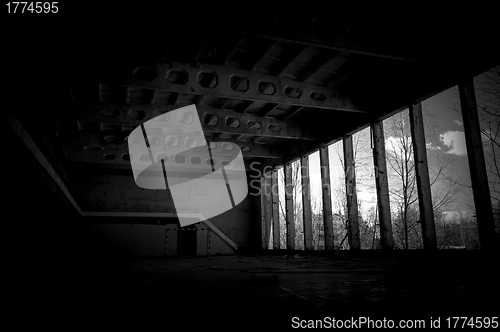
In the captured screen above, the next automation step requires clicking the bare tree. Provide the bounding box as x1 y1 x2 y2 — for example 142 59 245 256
385 107 459 249
277 161 304 249
448 66 500 236
329 129 383 249
475 67 500 204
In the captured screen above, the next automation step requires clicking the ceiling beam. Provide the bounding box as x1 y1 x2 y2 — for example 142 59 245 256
65 140 279 169
64 133 280 159
251 41 275 72
235 29 424 63
223 36 243 66
277 45 309 77
100 61 364 112
301 56 335 83
282 106 305 121
71 103 317 140
194 37 208 64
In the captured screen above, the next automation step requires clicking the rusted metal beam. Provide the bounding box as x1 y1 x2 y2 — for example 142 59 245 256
343 134 361 250
284 162 295 250
458 78 496 251
73 103 317 140
409 102 437 250
300 155 314 250
271 168 280 250
319 145 334 250
371 121 394 250
100 62 363 112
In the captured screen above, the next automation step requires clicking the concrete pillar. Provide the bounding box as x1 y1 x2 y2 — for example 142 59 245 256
285 162 296 250
343 134 361 250
271 168 280 250
371 121 394 250
409 102 437 250
301 155 314 250
459 78 496 251
319 145 335 250
261 172 272 249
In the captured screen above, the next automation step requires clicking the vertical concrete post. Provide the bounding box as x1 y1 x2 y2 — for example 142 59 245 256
343 135 361 250
371 121 394 250
409 102 437 250
301 155 314 250
319 145 335 250
261 172 273 249
271 168 280 250
285 162 296 250
459 78 496 251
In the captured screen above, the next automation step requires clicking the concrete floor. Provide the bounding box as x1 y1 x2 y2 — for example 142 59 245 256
10 251 499 329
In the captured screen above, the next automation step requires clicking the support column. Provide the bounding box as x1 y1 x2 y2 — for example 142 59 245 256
459 78 496 251
343 135 361 250
271 168 280 250
285 162 296 250
409 102 437 250
301 155 314 250
319 145 335 250
371 121 394 250
261 172 272 249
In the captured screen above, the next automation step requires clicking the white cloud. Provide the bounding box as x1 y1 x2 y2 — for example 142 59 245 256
439 131 467 156
426 142 441 150
453 120 463 126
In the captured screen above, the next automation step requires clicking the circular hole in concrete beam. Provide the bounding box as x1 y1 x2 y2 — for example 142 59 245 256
223 143 234 151
128 109 146 120
208 142 217 150
177 109 194 124
147 136 160 146
175 154 186 164
191 156 201 164
155 153 167 162
203 113 218 126
166 136 179 147
226 117 240 128
103 135 118 143
101 109 120 118
268 124 281 132
247 120 261 130
185 137 198 148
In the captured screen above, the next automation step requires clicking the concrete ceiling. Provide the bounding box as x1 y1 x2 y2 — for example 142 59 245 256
4 5 499 173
